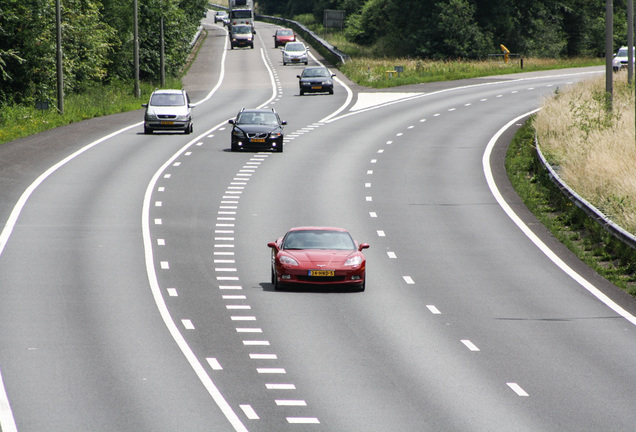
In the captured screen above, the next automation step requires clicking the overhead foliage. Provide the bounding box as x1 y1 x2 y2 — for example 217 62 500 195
0 0 206 106
259 0 615 59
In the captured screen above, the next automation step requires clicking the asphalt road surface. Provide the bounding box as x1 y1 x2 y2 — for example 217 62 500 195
0 13 635 432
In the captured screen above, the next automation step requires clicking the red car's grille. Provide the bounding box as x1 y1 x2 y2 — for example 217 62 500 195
296 275 347 283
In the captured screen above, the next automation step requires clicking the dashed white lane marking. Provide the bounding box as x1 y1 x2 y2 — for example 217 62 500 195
257 368 286 374
427 305 441 314
250 354 277 360
276 400 307 406
288 417 320 424
369 212 377 218
160 261 169 269
387 251 397 258
377 230 385 237
266 383 296 390
157 239 165 245
207 358 223 370
154 218 162 225
182 319 195 330
461 340 480 352
507 383 529 396
236 328 263 333
243 340 270 346
227 305 250 310
403 276 415 284
231 316 257 321
240 404 260 420
167 288 178 297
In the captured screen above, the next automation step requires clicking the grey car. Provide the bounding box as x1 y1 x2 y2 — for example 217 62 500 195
142 89 193 134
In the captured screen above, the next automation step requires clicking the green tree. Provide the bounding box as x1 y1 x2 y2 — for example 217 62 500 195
433 0 493 58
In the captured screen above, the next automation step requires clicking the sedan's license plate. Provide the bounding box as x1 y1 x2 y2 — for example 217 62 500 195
311 86 322 90
250 138 266 143
309 270 334 277
161 121 174 125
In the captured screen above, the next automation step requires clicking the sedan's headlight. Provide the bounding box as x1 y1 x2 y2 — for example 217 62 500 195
344 256 363 266
269 130 282 138
280 255 299 266
232 129 245 138
322 80 333 85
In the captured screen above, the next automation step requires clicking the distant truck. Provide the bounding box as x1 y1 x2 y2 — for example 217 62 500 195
229 0 254 29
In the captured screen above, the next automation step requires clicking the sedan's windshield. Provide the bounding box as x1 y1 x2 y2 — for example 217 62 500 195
282 230 356 250
237 112 279 125
285 43 305 52
277 30 293 36
302 68 329 78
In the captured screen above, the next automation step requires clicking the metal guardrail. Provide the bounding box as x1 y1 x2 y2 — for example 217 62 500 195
535 136 636 250
209 4 349 64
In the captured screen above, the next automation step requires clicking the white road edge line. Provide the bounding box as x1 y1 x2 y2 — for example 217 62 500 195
483 110 636 327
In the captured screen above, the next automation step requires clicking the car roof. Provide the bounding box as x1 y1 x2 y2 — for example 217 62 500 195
287 227 349 233
239 108 277 114
152 89 185 94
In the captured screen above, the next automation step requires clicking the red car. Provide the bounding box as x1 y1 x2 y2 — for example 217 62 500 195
268 227 369 291
273 28 296 48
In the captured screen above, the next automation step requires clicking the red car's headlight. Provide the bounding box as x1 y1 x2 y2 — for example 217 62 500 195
344 255 363 266
280 255 299 266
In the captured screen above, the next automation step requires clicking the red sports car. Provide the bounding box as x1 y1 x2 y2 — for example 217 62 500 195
273 28 296 48
268 227 369 291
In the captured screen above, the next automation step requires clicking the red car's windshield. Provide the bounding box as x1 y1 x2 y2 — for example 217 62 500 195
282 230 356 250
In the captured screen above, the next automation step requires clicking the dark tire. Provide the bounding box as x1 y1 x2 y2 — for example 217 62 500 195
299 90 304 96
271 267 281 290
144 126 152 134
231 142 239 152
358 281 366 292
329 89 334 95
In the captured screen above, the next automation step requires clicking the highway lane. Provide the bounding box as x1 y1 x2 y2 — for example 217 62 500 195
212 68 636 431
0 12 635 432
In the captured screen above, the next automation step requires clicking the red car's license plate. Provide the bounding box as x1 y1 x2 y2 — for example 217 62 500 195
250 138 265 143
309 270 335 277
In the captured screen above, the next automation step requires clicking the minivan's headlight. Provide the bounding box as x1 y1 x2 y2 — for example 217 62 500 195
145 112 158 121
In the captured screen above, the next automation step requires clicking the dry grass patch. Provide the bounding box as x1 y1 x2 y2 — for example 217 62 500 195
535 73 636 234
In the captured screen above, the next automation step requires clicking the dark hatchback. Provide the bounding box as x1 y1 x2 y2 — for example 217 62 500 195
229 108 286 152
297 66 335 95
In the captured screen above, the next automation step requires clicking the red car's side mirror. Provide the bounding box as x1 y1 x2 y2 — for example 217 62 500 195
359 243 370 251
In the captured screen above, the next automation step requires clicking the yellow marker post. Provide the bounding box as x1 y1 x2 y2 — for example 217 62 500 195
500 44 510 63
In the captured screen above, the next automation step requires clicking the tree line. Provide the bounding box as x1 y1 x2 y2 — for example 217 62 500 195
0 0 207 106
258 0 628 60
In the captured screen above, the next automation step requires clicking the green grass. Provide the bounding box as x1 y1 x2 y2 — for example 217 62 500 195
506 118 636 297
0 78 181 146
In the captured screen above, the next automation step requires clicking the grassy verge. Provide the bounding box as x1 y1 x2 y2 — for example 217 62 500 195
0 78 181 146
506 117 636 297
339 57 603 88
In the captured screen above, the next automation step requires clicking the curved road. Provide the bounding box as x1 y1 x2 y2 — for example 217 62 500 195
0 13 635 432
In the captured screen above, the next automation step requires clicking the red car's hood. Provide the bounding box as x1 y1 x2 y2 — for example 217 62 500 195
286 250 358 267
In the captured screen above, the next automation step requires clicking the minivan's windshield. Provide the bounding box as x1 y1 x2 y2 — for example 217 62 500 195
231 10 252 19
150 93 185 107
232 25 252 34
